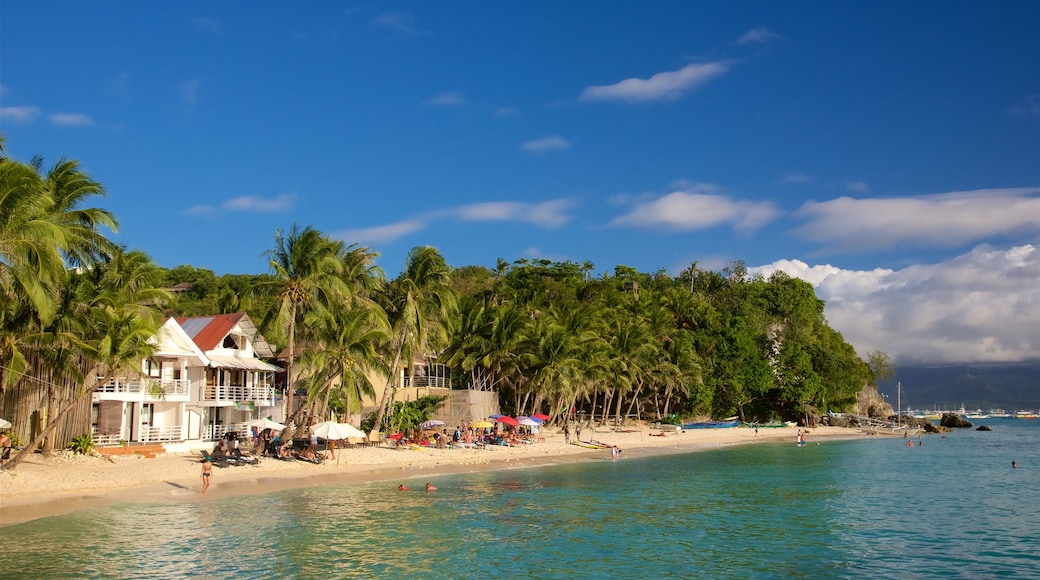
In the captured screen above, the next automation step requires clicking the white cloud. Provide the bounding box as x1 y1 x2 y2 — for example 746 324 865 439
779 171 814 184
425 92 466 107
611 185 781 232
845 180 870 193
1008 94 1040 118
793 188 1040 251
222 193 297 212
750 244 1040 364
333 220 426 244
49 113 94 127
579 61 729 103
0 105 40 123
454 199 574 228
372 11 417 34
736 27 781 45
192 17 221 34
180 79 201 104
520 135 570 153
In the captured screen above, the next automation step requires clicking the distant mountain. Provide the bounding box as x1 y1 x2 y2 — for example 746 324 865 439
876 362 1040 411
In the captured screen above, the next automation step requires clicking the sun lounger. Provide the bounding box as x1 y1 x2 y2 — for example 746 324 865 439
231 448 259 465
200 450 230 468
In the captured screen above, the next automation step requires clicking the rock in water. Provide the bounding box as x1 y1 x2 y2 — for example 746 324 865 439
940 413 973 428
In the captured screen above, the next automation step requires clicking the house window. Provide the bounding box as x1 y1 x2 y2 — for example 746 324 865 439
143 359 161 378
141 403 154 427
222 335 240 349
206 367 219 386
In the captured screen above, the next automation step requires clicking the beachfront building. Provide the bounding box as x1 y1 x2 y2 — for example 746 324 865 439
91 313 282 446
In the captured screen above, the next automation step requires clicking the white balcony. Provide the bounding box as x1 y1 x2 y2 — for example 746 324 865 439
198 384 275 406
94 377 191 402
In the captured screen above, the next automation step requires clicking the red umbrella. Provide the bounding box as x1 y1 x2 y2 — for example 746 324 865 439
495 416 519 426
532 413 551 421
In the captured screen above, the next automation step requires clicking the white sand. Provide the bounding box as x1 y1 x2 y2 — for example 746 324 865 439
0 425 867 526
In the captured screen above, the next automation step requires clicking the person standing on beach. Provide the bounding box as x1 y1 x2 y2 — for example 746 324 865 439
563 425 570 444
201 458 213 494
575 424 582 440
0 431 11 468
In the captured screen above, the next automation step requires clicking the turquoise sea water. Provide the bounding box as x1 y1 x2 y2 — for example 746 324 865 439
3 420 1038 579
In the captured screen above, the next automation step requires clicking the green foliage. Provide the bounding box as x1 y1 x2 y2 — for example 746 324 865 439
386 395 448 434
68 434 95 455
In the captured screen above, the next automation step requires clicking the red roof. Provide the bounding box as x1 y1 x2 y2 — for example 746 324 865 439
175 313 247 352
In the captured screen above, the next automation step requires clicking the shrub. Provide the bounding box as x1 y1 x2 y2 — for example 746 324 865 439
69 434 96 455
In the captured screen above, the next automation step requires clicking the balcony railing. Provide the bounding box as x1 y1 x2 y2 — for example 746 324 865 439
200 385 275 402
96 377 191 398
139 425 183 442
404 376 451 389
204 422 255 441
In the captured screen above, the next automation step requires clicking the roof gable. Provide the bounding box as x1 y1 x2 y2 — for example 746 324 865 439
175 313 248 352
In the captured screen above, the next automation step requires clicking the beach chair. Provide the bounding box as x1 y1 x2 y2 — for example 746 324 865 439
200 450 229 468
211 449 241 466
231 448 259 465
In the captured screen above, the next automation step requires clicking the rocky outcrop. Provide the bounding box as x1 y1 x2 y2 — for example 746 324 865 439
855 384 894 418
940 413 973 428
923 422 951 433
976 425 992 431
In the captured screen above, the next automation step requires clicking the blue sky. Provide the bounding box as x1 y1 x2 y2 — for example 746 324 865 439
2 2 1038 365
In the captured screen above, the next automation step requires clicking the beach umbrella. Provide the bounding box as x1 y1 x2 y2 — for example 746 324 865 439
517 416 541 427
0 418 11 429
470 420 494 429
495 416 519 427
532 413 551 421
311 421 365 440
244 418 286 432
489 414 506 419
419 419 445 430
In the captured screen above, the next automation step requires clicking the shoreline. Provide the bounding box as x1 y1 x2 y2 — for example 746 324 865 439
0 425 872 526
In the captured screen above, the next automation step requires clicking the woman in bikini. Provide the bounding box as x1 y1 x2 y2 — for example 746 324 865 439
201 458 213 494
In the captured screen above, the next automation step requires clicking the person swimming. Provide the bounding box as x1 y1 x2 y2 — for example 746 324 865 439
426 482 437 491
398 484 411 491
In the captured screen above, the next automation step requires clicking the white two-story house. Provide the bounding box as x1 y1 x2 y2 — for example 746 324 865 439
91 313 282 446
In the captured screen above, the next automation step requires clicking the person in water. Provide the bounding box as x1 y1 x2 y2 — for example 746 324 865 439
398 484 410 491
426 482 437 491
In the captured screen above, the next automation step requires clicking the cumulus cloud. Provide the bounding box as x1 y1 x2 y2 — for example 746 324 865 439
793 188 1040 251
333 220 426 244
49 113 95 127
750 244 1040 364
736 27 781 45
454 199 574 228
610 185 781 232
0 105 40 123
579 61 729 103
222 193 297 212
520 135 570 153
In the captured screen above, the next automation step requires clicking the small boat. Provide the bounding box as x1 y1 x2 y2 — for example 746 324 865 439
1016 410 1039 419
681 420 740 429
571 440 611 449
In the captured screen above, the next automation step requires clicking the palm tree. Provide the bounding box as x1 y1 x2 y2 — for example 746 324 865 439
0 149 118 407
371 246 456 435
297 299 389 425
258 225 349 432
6 306 161 470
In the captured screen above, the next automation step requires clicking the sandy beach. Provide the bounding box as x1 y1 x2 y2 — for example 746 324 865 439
1 425 867 526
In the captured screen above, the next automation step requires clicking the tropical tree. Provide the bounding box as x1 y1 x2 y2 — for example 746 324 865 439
258 224 350 432
371 246 456 434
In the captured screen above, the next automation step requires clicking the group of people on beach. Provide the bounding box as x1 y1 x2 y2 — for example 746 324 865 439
398 482 437 491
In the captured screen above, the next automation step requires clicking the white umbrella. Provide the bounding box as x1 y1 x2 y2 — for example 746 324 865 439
0 418 11 429
311 421 365 440
244 418 286 432
517 417 541 427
